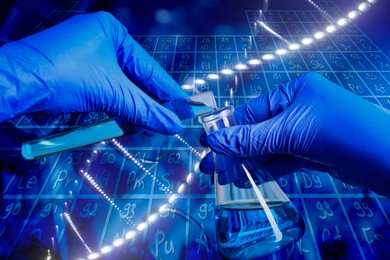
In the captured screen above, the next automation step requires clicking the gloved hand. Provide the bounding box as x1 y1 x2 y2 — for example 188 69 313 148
201 72 390 197
0 11 187 135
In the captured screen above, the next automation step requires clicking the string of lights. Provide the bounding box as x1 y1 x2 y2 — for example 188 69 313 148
189 0 377 85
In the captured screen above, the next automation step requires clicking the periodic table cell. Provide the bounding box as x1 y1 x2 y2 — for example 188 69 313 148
137 36 158 53
58 199 110 257
281 52 309 71
176 36 196 52
242 72 269 96
17 114 51 127
79 150 123 195
47 113 80 127
335 72 372 96
153 52 174 71
42 159 83 195
217 52 238 70
116 152 159 195
196 52 217 72
196 36 216 52
235 36 256 52
77 112 109 125
316 38 338 52
189 172 214 195
303 22 324 35
156 36 177 51
172 73 195 90
311 11 332 23
280 11 299 23
332 36 360 52
218 97 246 108
261 55 285 72
304 198 364 259
324 52 354 71
359 72 389 96
263 11 283 23
154 150 191 195
100 198 150 248
218 73 244 97
5 157 57 195
318 1 338 10
341 198 390 258
296 11 316 23
265 72 290 90
265 22 289 35
237 52 262 68
254 36 276 51
364 52 390 71
188 199 218 258
216 36 236 52
276 173 301 195
285 22 307 35
345 52 375 71
350 36 379 52
340 23 362 36
332 177 372 195
173 52 195 71
302 52 332 71
295 169 336 194
194 73 219 94
0 199 35 258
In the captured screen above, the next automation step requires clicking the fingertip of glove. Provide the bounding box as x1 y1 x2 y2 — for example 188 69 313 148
199 131 209 147
206 133 221 150
199 152 214 175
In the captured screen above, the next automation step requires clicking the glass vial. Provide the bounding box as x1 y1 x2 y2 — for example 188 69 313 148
199 105 305 259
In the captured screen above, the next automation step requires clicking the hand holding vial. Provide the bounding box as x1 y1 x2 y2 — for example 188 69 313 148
201 72 390 198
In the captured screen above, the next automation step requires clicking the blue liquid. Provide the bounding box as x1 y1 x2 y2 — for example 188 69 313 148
215 201 305 259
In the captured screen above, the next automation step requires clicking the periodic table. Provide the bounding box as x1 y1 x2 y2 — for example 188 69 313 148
1 1 390 259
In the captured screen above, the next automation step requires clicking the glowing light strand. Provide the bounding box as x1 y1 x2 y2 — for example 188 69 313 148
83 137 205 258
82 170 135 226
64 212 92 254
305 0 335 23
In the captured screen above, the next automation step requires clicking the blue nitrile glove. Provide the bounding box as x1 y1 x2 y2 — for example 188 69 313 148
0 11 188 135
201 72 390 197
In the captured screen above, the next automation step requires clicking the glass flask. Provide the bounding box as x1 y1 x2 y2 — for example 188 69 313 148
199 105 305 259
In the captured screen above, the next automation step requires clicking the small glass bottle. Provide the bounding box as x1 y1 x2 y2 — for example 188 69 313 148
199 105 305 259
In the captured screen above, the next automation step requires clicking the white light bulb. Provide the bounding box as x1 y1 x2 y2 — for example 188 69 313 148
348 10 360 19
301 37 313 45
207 73 219 80
235 63 248 70
247 59 261 65
314 31 325 39
262 54 275 60
288 43 300 50
358 2 369 12
337 18 348 26
326 25 337 33
221 69 234 75
275 49 287 55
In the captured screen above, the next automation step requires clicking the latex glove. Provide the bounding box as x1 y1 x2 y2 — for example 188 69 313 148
0 11 187 134
202 72 390 197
